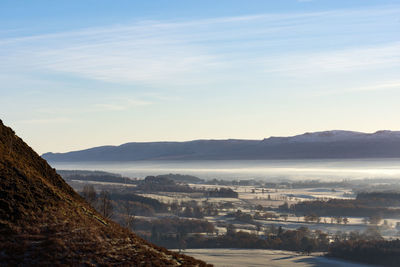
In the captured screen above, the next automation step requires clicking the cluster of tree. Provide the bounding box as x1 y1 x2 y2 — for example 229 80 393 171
278 201 290 211
253 211 279 221
111 192 167 212
303 214 320 223
328 239 400 266
203 178 351 189
201 202 220 216
182 226 329 254
81 185 171 223
356 191 400 207
59 170 135 184
58 169 122 177
81 185 113 219
303 214 350 224
353 179 400 194
227 210 254 224
206 187 238 198
136 217 215 235
135 176 195 192
230 210 290 224
334 227 384 242
291 199 400 218
133 176 239 197
287 180 351 189
169 200 219 218
135 217 215 249
155 174 204 184
179 206 205 218
254 209 353 225
114 200 155 218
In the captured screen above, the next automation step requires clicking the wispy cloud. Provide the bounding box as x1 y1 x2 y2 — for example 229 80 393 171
0 5 399 89
261 42 400 77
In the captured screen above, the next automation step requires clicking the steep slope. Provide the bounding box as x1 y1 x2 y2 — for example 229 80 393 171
42 130 400 162
0 120 209 266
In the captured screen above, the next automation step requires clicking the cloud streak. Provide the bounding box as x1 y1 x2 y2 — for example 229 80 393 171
1 5 399 91
261 42 400 76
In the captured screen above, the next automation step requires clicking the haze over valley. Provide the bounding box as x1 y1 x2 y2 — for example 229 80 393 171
45 130 400 182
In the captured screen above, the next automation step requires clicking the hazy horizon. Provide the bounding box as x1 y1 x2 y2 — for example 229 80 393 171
50 158 400 182
42 128 400 154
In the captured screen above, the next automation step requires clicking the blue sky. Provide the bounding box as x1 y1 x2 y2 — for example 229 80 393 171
1 0 400 154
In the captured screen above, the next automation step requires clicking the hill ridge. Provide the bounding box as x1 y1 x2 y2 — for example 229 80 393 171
42 130 400 162
0 119 208 266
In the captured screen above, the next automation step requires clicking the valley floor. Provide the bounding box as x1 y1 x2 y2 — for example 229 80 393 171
181 249 374 267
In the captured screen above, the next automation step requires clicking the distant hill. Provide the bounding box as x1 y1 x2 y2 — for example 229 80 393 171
0 120 208 266
155 174 204 184
57 169 136 184
42 130 400 162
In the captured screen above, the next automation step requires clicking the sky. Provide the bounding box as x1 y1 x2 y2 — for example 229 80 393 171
1 0 400 154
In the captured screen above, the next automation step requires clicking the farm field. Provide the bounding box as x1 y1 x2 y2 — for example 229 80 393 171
132 184 400 238
68 176 400 239
181 249 373 267
60 169 400 266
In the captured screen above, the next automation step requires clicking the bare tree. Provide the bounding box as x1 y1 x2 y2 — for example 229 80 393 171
82 184 97 207
226 224 236 236
255 222 262 235
369 215 382 225
121 200 135 229
98 190 113 219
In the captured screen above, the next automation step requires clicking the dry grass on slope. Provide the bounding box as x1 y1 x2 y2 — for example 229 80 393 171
0 120 210 266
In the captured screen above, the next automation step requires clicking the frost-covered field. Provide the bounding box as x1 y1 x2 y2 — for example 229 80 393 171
61 163 400 239
182 249 373 267
69 176 400 238
112 183 400 237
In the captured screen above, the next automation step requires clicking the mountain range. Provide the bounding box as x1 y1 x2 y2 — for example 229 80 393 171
0 119 207 266
42 130 400 162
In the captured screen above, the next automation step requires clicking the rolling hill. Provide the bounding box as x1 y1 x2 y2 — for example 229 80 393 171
42 130 400 162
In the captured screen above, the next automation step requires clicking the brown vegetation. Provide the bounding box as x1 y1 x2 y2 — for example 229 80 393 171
0 120 210 266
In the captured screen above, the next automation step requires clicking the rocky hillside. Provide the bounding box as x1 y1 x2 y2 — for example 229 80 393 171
0 120 209 266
